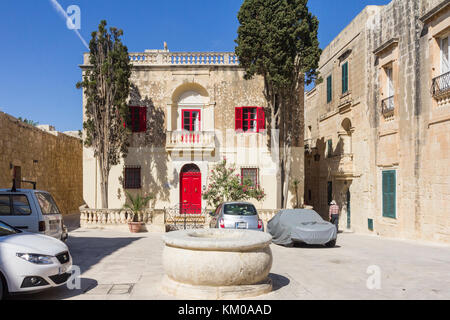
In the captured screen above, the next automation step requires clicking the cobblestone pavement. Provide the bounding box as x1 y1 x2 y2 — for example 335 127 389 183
8 228 450 300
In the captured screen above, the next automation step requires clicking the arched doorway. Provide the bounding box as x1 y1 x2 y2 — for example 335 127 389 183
180 164 201 214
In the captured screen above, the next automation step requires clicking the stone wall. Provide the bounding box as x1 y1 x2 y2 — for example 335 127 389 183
305 0 450 243
0 111 83 214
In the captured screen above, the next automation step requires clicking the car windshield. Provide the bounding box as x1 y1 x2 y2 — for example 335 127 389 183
36 192 61 215
223 203 257 216
0 221 18 237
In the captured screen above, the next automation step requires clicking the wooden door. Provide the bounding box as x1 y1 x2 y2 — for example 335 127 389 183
180 172 201 214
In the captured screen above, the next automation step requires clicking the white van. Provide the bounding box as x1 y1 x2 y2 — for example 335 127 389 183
0 188 66 241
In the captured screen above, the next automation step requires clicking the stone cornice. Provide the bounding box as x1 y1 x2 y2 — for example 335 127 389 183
373 38 399 56
420 0 450 24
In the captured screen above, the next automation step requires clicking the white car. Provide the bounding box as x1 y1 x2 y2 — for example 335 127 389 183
0 220 72 299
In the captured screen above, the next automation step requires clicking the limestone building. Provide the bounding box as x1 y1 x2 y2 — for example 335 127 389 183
305 0 450 243
81 50 303 212
0 112 83 214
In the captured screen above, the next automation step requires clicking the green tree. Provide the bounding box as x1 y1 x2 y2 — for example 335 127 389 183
77 20 133 209
203 158 266 209
235 0 321 208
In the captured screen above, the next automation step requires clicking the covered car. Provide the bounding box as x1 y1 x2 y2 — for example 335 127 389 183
267 209 337 247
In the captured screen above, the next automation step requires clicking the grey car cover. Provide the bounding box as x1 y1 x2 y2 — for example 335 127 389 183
267 209 337 246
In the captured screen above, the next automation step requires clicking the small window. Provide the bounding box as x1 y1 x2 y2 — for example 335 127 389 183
36 192 60 215
124 166 141 189
182 109 201 132
326 75 332 103
127 106 147 133
235 107 265 133
342 62 348 94
12 195 32 215
241 168 258 187
0 195 11 216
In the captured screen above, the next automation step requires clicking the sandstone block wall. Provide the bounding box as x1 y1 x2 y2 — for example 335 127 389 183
0 112 83 214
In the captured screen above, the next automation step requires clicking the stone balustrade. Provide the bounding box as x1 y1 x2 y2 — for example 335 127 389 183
79 208 311 232
80 208 165 231
165 131 215 152
128 52 239 66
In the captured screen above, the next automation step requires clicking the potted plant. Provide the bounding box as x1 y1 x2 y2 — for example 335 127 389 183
123 192 154 233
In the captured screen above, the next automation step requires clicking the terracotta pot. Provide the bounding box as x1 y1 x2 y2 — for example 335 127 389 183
128 222 144 233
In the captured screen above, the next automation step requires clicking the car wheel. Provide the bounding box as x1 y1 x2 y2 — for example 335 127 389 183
325 239 336 248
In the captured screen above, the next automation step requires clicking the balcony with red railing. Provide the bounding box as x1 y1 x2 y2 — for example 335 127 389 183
166 131 215 153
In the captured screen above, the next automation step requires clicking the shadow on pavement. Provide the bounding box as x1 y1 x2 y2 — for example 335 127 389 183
293 243 341 249
269 273 290 292
8 234 143 300
7 278 98 300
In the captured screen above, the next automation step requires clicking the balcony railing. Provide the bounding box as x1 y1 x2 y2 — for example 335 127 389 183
431 71 450 98
166 131 215 152
381 96 395 117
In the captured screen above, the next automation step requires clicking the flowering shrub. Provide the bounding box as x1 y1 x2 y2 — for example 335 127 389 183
202 158 266 208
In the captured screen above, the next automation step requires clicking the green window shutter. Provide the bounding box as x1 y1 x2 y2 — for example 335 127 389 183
382 170 396 219
327 75 332 102
342 62 348 94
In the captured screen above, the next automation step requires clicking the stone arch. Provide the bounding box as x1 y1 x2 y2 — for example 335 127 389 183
339 118 353 154
171 82 209 105
180 163 201 173
170 83 210 132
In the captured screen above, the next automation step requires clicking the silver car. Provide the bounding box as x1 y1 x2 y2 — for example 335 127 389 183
209 202 264 231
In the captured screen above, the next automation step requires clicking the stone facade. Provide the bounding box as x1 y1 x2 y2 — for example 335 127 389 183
81 51 304 211
0 111 83 214
305 0 450 243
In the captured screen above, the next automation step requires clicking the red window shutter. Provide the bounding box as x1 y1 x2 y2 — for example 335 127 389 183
235 107 243 131
257 107 265 132
140 107 147 132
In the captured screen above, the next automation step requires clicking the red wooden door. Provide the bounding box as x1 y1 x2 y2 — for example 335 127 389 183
180 172 202 214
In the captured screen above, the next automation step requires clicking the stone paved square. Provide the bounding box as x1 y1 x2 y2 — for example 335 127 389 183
8 228 450 300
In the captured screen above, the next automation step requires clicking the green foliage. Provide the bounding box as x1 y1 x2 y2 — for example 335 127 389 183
235 0 321 208
76 20 132 167
18 117 39 126
76 20 133 208
202 158 266 208
123 191 154 222
235 0 321 88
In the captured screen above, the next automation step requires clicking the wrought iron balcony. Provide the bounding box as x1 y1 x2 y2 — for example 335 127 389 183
381 96 395 117
166 131 215 153
431 71 450 98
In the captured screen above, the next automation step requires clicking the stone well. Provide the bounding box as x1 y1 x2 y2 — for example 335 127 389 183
161 229 273 299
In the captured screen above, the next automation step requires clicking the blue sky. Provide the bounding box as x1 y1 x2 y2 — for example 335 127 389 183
0 0 390 132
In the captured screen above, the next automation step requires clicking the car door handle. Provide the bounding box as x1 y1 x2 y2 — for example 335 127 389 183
14 226 28 230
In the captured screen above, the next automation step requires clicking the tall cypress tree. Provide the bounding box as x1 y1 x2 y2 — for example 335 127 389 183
77 20 132 209
235 0 321 208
